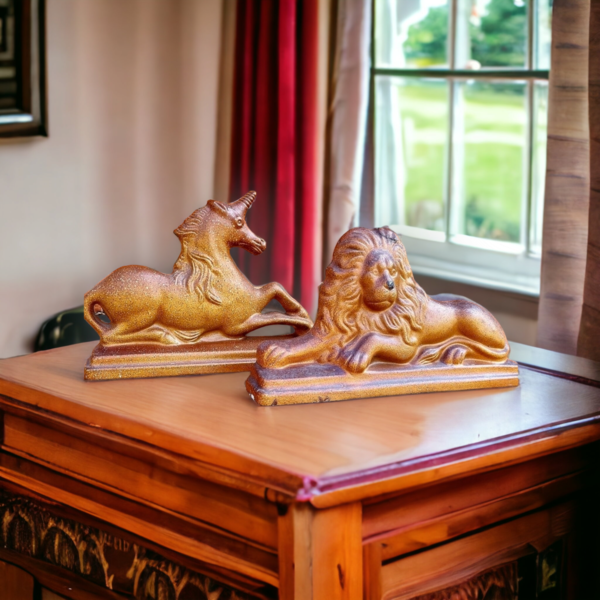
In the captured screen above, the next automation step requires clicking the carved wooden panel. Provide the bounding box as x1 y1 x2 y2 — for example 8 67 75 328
0 490 258 600
410 563 517 600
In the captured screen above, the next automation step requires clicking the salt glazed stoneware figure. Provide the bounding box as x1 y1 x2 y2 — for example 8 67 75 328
246 227 519 406
83 191 313 380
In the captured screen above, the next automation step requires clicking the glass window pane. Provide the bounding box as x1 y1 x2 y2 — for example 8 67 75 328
375 0 450 68
375 77 448 230
455 0 527 69
530 81 548 254
535 0 553 70
452 80 526 242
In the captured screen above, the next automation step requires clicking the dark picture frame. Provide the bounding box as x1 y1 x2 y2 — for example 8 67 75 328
0 0 47 138
0 6 8 53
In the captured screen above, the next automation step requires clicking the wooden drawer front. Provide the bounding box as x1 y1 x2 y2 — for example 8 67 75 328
2 414 278 551
362 446 596 558
0 559 35 600
373 502 576 600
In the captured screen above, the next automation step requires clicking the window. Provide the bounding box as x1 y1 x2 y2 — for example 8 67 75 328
372 0 552 295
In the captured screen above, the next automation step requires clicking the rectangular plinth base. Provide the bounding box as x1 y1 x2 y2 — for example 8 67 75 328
84 336 293 381
245 361 520 406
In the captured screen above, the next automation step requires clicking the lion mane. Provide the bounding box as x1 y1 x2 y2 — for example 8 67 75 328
314 228 428 351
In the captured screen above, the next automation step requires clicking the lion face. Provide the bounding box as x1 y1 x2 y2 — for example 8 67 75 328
315 228 428 345
360 249 398 312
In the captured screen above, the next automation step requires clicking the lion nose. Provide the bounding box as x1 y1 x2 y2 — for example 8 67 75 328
386 280 395 290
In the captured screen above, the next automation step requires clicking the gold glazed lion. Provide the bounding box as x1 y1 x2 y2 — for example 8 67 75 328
259 228 510 372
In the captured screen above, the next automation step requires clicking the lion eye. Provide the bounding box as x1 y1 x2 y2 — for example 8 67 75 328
390 269 397 277
235 218 244 228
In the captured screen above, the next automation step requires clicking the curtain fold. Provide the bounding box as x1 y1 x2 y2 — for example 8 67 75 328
325 0 372 262
578 1 600 360
538 0 600 360
229 0 322 313
537 0 591 355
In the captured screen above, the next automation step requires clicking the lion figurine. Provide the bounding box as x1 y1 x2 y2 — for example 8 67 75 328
257 227 510 374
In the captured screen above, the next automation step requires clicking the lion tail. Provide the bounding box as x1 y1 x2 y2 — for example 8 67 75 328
417 338 510 365
83 292 113 336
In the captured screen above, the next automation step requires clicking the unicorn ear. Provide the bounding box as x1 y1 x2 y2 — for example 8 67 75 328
173 226 190 240
207 200 228 214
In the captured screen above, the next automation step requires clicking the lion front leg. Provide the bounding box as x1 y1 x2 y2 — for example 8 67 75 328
258 332 328 368
441 345 468 365
341 333 417 374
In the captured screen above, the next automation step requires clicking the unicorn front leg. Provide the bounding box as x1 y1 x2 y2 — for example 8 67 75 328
254 282 312 321
227 312 312 336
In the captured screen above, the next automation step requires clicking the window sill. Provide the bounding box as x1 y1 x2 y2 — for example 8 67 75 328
395 232 541 297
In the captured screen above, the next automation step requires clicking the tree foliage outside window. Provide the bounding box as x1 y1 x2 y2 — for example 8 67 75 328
405 7 448 66
471 0 527 66
405 0 528 67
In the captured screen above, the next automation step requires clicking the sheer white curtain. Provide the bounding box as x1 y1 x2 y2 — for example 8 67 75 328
373 0 408 228
326 0 372 260
327 0 419 262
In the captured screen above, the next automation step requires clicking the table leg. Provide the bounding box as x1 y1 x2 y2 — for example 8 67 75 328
278 501 362 600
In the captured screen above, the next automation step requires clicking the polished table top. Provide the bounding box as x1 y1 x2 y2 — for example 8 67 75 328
0 341 599 505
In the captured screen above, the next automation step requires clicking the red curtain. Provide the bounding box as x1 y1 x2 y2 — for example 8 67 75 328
229 0 320 313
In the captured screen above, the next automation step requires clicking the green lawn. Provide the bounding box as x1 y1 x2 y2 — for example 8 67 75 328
396 81 526 242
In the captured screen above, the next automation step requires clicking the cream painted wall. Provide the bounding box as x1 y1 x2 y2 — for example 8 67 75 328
0 0 224 357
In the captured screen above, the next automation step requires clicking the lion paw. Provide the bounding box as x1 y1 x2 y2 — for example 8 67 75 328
417 347 442 365
258 343 292 368
340 349 371 374
441 345 467 365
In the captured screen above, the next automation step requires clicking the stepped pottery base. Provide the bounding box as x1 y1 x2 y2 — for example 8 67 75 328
84 336 293 381
245 360 520 406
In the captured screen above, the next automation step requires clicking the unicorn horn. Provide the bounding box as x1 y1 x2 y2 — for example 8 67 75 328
230 191 257 216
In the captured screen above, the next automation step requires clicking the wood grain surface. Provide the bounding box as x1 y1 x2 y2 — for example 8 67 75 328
380 502 575 600
0 550 127 600
3 414 279 550
0 559 35 600
1 342 600 504
510 341 600 383
362 445 592 540
0 452 279 586
278 503 363 600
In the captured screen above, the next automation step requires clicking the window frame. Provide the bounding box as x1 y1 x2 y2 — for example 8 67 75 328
367 0 550 296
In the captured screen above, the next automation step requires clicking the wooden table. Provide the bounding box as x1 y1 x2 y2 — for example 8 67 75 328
0 341 598 599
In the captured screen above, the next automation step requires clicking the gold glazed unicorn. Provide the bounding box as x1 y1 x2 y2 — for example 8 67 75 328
83 191 312 380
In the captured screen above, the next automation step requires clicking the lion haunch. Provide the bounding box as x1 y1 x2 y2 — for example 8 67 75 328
257 227 510 374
